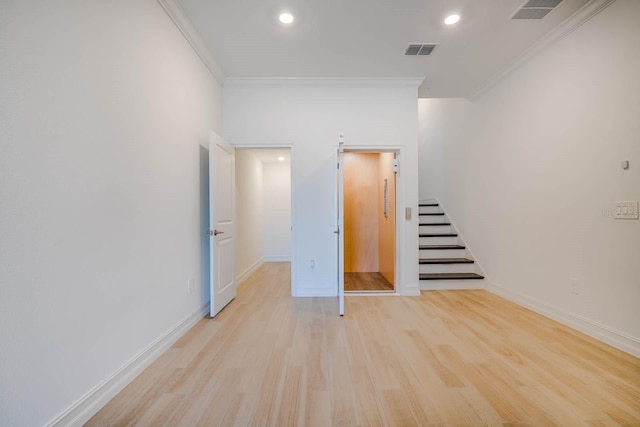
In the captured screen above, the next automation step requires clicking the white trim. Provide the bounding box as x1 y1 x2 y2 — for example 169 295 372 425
403 287 421 297
46 304 210 427
264 256 291 262
296 287 337 297
224 77 424 88
156 0 226 85
470 0 615 100
345 292 400 297
487 283 640 358
235 258 264 285
420 280 485 291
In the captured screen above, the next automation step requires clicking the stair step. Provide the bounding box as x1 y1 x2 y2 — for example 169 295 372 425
419 258 474 264
419 213 444 216
419 203 439 207
420 273 484 280
419 245 465 250
420 223 451 226
419 233 458 237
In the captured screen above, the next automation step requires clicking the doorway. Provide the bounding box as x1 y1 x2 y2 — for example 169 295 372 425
343 151 396 292
234 148 292 289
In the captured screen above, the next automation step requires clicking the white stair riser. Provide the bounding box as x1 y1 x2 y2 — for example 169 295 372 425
420 248 466 258
419 236 458 246
419 225 451 234
419 215 446 224
419 206 440 214
420 263 475 274
420 279 484 291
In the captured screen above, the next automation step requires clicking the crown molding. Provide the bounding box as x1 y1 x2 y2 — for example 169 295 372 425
224 77 425 89
469 0 616 100
157 0 226 85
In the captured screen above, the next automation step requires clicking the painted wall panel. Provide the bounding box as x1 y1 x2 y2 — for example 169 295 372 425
235 150 264 279
223 82 420 296
0 1 222 425
263 161 292 261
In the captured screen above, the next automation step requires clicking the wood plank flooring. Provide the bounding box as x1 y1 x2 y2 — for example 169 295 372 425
88 262 640 426
345 272 394 291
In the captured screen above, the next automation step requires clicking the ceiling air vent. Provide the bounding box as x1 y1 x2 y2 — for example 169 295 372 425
405 44 437 56
511 0 563 20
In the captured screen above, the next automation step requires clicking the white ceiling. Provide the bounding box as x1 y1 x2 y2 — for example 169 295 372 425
242 148 291 165
177 0 590 97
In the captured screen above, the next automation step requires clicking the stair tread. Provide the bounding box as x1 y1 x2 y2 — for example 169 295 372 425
419 213 444 216
419 258 475 264
419 244 466 250
420 273 484 280
420 223 451 226
420 233 458 237
419 203 439 207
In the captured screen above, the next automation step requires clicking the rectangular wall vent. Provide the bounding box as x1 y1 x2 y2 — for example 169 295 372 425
511 0 563 19
405 44 437 56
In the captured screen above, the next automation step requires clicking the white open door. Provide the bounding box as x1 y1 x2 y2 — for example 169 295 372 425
209 132 236 317
336 137 345 316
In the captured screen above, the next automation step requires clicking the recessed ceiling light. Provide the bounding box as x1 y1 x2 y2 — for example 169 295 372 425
277 156 285 161
444 14 460 25
279 12 294 24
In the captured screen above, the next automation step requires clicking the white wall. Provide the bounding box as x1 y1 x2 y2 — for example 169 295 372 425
0 1 222 425
419 0 640 355
263 161 291 261
224 80 420 296
235 150 265 279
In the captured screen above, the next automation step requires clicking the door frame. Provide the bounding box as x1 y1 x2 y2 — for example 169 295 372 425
337 145 405 295
233 144 297 296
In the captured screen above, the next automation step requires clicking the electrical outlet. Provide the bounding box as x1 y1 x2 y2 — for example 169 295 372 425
187 278 194 294
310 259 315 269
570 278 579 295
614 201 639 220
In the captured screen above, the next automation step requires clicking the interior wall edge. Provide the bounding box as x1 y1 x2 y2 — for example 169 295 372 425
156 0 226 84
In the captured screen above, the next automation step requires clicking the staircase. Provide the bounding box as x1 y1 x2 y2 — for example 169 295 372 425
419 200 484 290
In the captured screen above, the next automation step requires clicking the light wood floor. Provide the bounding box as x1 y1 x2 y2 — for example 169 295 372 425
345 272 394 292
88 262 640 426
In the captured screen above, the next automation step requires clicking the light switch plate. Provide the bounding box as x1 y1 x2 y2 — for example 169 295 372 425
614 201 639 219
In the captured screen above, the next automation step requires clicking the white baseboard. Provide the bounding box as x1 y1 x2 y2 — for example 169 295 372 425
263 256 291 262
486 283 640 358
296 287 337 297
401 283 421 296
235 258 263 285
47 303 210 427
